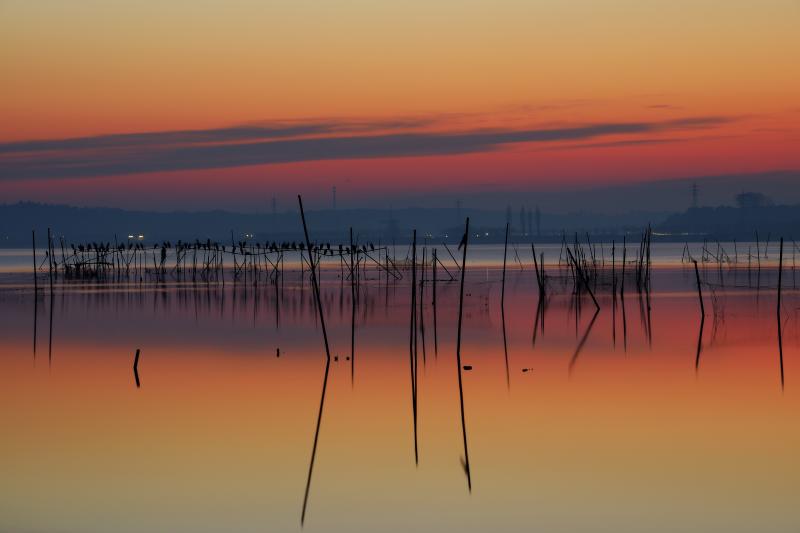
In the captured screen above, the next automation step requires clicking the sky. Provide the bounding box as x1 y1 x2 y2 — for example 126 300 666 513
1 0 799 211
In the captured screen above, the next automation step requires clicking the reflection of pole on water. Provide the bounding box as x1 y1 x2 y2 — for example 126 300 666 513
777 238 785 390
132 349 141 388
350 227 356 385
433 248 438 357
568 308 600 374
297 195 333 527
693 259 705 370
455 218 472 492
409 230 418 466
501 223 510 389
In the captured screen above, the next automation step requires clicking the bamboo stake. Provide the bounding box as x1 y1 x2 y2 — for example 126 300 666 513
693 260 704 317
32 230 38 292
455 218 472 491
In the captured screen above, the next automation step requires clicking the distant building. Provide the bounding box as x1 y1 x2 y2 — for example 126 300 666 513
735 192 773 209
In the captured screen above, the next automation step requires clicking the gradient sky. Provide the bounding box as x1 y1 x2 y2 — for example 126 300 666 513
1 0 799 210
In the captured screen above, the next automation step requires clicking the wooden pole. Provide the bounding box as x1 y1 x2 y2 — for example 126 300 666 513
350 228 356 383
531 243 543 297
777 237 784 321
778 238 785 389
621 236 626 297
32 230 38 292
433 248 438 356
46 228 54 293
693 260 704 317
409 229 418 465
501 222 509 309
133 349 141 388
297 196 331 363
611 240 616 297
455 217 472 491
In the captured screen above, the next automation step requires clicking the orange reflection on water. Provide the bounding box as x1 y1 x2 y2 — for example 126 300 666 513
1 269 799 532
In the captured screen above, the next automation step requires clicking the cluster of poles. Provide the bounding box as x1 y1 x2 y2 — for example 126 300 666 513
29 202 793 527
682 233 800 291
690 237 787 388
30 229 414 287
299 205 664 525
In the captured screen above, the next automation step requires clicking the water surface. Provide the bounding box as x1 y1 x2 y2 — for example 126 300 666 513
1 257 798 532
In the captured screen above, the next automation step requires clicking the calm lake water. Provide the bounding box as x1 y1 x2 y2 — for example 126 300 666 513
1 248 798 532
0 240 794 274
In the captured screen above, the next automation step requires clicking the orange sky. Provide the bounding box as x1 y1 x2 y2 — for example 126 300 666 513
1 0 798 208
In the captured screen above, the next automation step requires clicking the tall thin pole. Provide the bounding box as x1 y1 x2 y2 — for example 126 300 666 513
693 260 704 317
433 248 438 356
409 229 418 465
501 222 509 309
778 237 785 389
777 237 784 320
297 196 331 362
32 230 38 292
297 195 332 527
350 227 356 383
455 217 471 491
621 236 626 297
611 240 616 297
133 349 141 388
46 227 54 293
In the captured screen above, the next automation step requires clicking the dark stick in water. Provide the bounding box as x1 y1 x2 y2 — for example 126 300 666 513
532 295 543 347
612 240 616 297
621 284 628 352
350 227 356 385
621 236 626 297
32 230 38 292
777 237 785 390
568 307 600 374
433 248 438 356
47 289 54 366
692 260 705 318
133 349 141 388
443 241 462 272
502 222 509 309
502 305 510 390
47 228 54 294
695 312 705 371
32 285 38 359
298 196 332 363
501 222 510 388
32 230 39 358
777 238 783 321
297 195 333 527
531 244 543 296
409 230 418 465
455 217 472 492
300 356 330 527
420 246 427 365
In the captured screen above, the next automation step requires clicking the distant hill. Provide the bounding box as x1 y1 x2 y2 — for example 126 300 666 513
6 200 800 246
657 205 800 240
0 202 668 247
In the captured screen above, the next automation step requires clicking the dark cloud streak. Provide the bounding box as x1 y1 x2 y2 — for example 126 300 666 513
0 116 731 181
0 117 437 155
